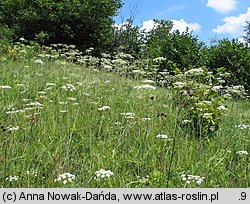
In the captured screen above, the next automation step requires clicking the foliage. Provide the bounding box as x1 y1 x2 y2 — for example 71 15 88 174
0 25 15 54
244 21 250 44
110 18 144 57
171 67 230 137
0 25 14 43
0 38 40 60
144 20 206 72
0 42 249 188
0 0 122 53
205 39 250 92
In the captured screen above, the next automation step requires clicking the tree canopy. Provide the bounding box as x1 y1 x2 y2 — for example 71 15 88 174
0 0 122 53
244 21 250 44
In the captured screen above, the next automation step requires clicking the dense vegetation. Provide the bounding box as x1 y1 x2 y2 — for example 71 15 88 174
0 0 249 187
0 43 249 187
0 0 122 52
1 1 250 92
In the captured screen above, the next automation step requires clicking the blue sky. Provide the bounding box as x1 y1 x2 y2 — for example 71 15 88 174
114 0 250 44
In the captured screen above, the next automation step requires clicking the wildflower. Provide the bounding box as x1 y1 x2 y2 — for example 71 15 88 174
223 93 232 99
217 105 227 111
112 59 127 65
98 106 110 111
86 47 94 54
26 102 44 107
136 175 150 184
184 68 204 76
121 112 135 119
200 100 212 106
236 151 248 155
59 102 68 105
38 91 46 94
181 172 205 185
132 70 144 74
54 173 76 184
0 85 12 89
173 82 186 87
6 176 19 182
142 118 151 121
19 37 26 42
211 85 223 91
103 65 113 71
142 79 155 84
34 59 44 65
83 92 91 96
60 110 68 113
153 57 166 63
182 120 192 124
7 126 20 132
24 107 37 111
156 134 172 140
26 169 38 177
16 84 25 87
62 84 76 92
201 113 213 118
95 169 113 179
210 126 216 132
218 79 226 84
235 124 250 130
46 83 57 86
6 109 25 114
134 84 156 90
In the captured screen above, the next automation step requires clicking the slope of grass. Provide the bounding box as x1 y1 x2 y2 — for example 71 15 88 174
0 59 249 187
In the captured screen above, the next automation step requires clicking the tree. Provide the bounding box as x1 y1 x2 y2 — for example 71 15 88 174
244 21 250 44
0 0 122 53
205 39 250 91
144 20 205 72
110 18 144 57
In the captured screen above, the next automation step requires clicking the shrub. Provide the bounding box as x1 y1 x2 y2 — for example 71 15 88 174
144 20 205 72
0 0 122 54
205 39 250 92
171 67 229 137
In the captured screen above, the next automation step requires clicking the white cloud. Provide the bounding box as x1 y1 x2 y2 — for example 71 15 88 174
206 0 237 13
213 7 250 36
140 19 201 33
140 20 157 32
172 19 201 33
238 38 249 45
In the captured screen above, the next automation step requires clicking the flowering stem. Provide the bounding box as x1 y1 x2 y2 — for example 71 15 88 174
166 106 180 187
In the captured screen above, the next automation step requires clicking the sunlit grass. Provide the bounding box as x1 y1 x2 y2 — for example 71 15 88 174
0 58 249 188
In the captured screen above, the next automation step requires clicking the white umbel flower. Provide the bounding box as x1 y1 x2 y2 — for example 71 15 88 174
217 105 227 111
134 84 156 90
98 106 111 111
62 84 76 92
95 169 114 179
236 150 248 155
0 85 12 89
54 172 76 184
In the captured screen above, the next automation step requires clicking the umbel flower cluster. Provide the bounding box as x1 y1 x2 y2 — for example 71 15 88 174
181 172 205 185
95 169 114 179
54 173 76 185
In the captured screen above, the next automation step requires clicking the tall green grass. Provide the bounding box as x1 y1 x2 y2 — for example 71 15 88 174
0 59 249 187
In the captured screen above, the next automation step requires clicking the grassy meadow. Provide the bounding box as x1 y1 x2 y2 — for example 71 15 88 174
0 49 249 188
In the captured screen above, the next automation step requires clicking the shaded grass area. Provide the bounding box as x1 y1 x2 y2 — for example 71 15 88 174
0 59 249 187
